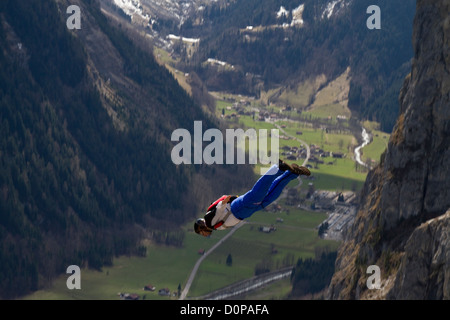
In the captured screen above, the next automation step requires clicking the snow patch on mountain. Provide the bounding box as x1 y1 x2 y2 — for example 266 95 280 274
291 4 305 26
276 6 289 19
322 0 350 19
113 0 147 19
276 4 305 27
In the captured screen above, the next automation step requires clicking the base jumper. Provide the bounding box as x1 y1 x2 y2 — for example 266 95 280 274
194 160 311 237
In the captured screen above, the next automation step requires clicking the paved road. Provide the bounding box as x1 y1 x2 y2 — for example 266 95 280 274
179 222 246 300
273 122 310 166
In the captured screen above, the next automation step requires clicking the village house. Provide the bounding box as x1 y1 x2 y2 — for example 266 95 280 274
260 225 276 233
119 292 140 300
287 154 297 160
158 288 171 296
332 152 344 158
144 284 156 291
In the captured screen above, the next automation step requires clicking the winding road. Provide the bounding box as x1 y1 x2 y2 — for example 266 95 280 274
273 122 311 167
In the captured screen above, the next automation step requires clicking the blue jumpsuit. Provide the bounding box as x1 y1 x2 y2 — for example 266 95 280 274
230 164 300 219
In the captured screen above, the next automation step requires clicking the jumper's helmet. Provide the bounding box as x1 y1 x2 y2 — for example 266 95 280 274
194 218 212 237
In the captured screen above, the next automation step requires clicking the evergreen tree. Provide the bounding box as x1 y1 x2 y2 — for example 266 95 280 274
226 254 233 267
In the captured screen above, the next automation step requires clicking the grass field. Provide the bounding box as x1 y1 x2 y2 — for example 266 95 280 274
271 74 327 109
182 208 338 298
239 277 293 299
359 120 390 164
23 207 335 300
308 68 350 114
360 129 389 164
215 105 368 192
154 47 192 95
23 226 229 300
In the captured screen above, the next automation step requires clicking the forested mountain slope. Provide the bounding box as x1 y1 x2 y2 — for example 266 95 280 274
176 0 416 132
0 0 253 298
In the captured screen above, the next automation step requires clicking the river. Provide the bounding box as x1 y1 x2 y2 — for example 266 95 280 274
354 128 371 167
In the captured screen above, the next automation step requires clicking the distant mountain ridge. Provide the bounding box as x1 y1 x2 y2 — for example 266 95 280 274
155 0 416 133
105 0 416 132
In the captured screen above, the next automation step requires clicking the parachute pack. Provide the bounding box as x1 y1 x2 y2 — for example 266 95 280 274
205 195 237 229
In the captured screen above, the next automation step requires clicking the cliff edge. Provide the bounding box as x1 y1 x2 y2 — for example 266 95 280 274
327 0 450 299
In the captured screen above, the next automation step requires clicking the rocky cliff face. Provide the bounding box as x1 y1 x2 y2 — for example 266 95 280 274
327 0 450 299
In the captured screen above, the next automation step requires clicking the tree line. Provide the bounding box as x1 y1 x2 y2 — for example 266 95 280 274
289 249 337 298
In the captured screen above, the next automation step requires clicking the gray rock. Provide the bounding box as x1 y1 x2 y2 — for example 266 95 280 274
388 210 450 299
328 0 450 300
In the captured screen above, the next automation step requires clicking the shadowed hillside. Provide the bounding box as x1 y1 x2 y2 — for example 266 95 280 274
0 0 254 298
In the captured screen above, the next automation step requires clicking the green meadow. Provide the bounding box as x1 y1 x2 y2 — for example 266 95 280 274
23 207 334 300
23 225 226 300
216 101 370 192
360 130 389 164
188 208 337 298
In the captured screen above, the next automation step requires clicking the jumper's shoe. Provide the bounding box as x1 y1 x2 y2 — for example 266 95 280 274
279 159 311 176
291 163 311 176
279 159 292 172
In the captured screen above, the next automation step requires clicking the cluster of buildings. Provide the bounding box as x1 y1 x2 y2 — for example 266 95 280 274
281 143 345 164
313 190 358 241
222 99 256 120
